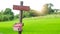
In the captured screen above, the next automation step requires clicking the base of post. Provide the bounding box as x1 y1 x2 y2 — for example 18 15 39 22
18 31 22 34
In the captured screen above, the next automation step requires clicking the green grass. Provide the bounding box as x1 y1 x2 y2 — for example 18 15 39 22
0 16 60 34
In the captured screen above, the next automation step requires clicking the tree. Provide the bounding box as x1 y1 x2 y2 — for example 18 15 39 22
47 3 54 14
29 10 37 16
4 8 14 20
40 4 49 15
0 10 4 21
0 8 14 22
14 14 19 19
29 10 41 17
23 11 31 18
4 8 14 15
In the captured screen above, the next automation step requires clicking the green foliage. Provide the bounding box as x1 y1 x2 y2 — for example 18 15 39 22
14 10 38 18
23 10 39 18
2 15 9 21
14 14 19 19
0 8 14 22
0 11 4 21
0 15 2 21
23 11 31 18
48 9 54 14
4 8 14 20
4 8 11 15
29 10 37 17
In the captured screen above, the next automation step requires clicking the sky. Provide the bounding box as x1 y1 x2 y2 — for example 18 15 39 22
0 0 60 15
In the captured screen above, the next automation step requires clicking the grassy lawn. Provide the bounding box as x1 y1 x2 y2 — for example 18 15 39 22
0 16 60 34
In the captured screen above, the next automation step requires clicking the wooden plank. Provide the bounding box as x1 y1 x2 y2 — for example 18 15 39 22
13 5 30 11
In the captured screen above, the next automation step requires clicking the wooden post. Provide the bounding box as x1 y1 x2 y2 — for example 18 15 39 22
20 1 23 23
19 1 23 34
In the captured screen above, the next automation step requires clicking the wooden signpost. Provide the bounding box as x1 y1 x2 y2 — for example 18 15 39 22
13 1 30 34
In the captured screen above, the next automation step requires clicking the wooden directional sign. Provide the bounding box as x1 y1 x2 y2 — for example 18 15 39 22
13 5 30 11
13 1 30 34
